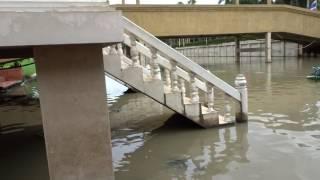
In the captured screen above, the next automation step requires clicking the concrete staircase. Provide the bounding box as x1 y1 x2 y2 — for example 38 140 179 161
103 17 248 128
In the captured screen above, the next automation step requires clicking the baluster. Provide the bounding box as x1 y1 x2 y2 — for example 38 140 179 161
110 45 118 55
179 78 186 97
103 46 111 55
130 35 140 66
190 73 199 103
171 62 180 92
117 43 123 56
150 47 161 80
145 57 151 72
164 68 171 90
207 84 214 112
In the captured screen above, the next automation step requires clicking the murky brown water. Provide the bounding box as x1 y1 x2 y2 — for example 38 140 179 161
1 57 320 179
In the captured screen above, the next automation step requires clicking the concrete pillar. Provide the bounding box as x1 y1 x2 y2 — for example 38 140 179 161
235 74 248 123
235 0 240 5
235 37 240 62
122 0 125 4
307 0 310 8
267 0 272 5
283 40 286 57
34 45 114 180
265 32 272 63
136 0 140 4
298 44 304 57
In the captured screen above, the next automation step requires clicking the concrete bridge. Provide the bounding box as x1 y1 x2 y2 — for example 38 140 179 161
115 4 320 62
116 5 320 40
0 2 248 180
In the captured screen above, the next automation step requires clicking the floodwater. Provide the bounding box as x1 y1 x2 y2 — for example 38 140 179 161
1 57 320 180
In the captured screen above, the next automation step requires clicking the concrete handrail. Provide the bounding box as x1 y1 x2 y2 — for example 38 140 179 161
122 16 241 101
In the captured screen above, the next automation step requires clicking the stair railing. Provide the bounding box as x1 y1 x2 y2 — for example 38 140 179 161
105 17 248 122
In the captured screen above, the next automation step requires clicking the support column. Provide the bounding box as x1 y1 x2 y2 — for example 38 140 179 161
298 44 304 57
136 0 140 5
267 0 272 5
122 0 125 4
265 32 272 63
235 37 240 62
283 40 286 57
34 45 114 180
307 0 310 8
235 0 239 5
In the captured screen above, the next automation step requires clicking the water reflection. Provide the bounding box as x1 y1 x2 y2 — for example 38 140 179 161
209 57 320 151
109 92 173 131
114 123 249 179
1 57 320 179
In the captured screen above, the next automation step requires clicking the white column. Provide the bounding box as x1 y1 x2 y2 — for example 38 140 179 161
207 84 214 112
171 62 180 92
164 69 171 90
117 43 123 56
190 73 199 103
267 0 272 5
307 0 310 8
136 0 140 5
265 32 272 63
235 0 240 5
34 45 114 180
235 74 248 123
150 48 161 80
130 35 140 67
179 78 186 97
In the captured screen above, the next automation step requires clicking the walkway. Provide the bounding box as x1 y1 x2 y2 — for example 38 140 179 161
115 5 320 43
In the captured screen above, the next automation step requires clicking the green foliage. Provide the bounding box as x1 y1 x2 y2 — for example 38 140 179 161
187 0 196 4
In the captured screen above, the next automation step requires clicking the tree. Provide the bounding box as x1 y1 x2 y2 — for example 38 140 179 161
187 0 197 4
224 0 266 4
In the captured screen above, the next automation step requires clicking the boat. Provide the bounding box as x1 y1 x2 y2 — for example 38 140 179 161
307 66 320 80
0 58 35 96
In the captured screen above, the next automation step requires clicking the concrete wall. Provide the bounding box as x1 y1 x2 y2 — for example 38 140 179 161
177 40 299 58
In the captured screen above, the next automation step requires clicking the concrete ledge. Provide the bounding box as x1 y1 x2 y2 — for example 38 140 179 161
0 2 123 47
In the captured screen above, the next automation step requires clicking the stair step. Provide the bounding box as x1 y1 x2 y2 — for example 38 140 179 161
164 92 184 114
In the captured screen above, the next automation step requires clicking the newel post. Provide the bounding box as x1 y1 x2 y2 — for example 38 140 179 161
235 74 248 123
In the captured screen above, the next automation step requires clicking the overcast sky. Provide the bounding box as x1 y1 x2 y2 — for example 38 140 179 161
1 0 222 4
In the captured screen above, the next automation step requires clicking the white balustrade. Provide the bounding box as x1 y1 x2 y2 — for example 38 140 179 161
118 17 248 122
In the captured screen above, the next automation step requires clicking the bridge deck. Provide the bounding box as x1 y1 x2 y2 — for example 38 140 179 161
115 5 320 43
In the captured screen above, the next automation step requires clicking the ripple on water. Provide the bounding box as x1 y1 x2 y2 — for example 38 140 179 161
311 135 320 139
